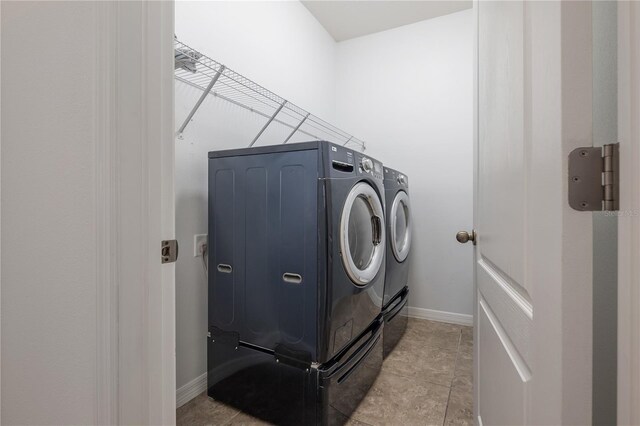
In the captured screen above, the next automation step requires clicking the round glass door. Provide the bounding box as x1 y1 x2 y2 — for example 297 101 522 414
340 182 385 286
390 191 411 262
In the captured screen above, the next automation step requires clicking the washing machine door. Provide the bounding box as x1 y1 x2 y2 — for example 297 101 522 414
390 190 411 262
340 182 385 286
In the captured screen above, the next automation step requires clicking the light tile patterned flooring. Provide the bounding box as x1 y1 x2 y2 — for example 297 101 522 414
177 318 473 426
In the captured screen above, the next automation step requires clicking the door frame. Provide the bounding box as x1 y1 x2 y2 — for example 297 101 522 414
617 3 640 424
97 2 176 424
472 1 479 423
106 0 640 424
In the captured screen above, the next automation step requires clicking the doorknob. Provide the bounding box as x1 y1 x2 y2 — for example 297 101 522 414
456 230 476 245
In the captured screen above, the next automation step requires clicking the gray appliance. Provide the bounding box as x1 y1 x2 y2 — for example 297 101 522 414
207 141 386 425
381 167 411 357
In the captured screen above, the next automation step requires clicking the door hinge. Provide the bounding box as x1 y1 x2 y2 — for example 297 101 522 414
568 143 619 211
161 239 178 263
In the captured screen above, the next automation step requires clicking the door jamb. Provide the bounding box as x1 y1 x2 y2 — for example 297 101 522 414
617 3 640 424
98 2 176 424
471 1 479 424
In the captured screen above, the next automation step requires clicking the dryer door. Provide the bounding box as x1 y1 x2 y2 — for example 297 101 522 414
390 191 411 262
340 182 385 286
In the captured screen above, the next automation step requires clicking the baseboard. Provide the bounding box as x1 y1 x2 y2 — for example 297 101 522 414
176 372 207 408
408 306 473 326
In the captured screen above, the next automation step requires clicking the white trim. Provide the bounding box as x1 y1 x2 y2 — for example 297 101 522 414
617 2 640 424
146 3 177 423
94 3 118 425
479 298 531 381
408 306 473 326
478 258 532 319
472 2 479 424
0 0 3 413
111 2 175 424
176 373 208 409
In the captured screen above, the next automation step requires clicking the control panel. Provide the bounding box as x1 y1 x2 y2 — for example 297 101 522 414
327 143 383 180
384 168 408 188
328 143 355 174
356 155 383 180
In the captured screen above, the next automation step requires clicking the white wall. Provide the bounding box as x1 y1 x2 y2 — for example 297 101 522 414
1 2 98 423
174 2 474 397
174 1 337 392
335 10 474 317
175 0 336 122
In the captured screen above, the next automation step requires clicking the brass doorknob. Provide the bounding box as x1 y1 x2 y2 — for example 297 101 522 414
456 230 476 245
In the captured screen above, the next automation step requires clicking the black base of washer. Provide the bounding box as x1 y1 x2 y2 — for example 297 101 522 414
382 286 409 358
208 318 383 426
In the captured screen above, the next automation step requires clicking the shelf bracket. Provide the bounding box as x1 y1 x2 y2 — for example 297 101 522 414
342 136 353 147
176 65 226 138
249 101 287 147
283 113 310 144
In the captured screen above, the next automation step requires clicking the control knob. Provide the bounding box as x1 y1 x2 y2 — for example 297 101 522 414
397 175 406 185
361 157 373 172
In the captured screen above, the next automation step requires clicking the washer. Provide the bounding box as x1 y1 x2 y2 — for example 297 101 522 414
381 167 411 357
207 141 386 425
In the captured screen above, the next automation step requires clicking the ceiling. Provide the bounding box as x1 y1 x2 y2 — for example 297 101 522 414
302 1 472 42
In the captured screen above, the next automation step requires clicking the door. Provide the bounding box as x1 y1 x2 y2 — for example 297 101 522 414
340 182 385 286
389 191 411 263
468 2 595 424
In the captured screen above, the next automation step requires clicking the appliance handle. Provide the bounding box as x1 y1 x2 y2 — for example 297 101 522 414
217 264 233 273
325 321 383 379
385 294 408 323
383 286 409 314
282 273 302 284
336 334 381 384
371 215 382 246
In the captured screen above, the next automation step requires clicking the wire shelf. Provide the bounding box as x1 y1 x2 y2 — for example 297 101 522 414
174 38 366 151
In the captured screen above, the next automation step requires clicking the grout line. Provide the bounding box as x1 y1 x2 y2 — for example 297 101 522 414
442 330 463 426
443 386 453 426
349 416 376 426
379 366 453 390
222 410 242 426
383 326 455 388
404 328 466 352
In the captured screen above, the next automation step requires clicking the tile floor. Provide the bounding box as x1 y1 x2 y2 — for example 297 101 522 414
177 318 473 426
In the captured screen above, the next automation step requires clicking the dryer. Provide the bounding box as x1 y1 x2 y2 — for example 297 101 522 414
381 167 411 357
207 141 386 425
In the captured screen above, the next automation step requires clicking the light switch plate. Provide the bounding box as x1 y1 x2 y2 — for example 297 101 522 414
194 234 207 257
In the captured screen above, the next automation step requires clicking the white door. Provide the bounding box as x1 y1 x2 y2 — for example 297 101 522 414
471 2 595 424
